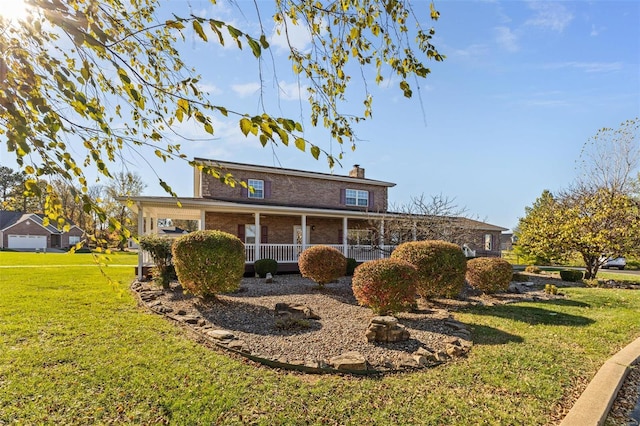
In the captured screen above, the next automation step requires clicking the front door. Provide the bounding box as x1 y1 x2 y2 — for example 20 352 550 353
293 225 311 244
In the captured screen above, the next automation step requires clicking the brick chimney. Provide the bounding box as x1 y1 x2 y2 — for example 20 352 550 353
349 164 365 179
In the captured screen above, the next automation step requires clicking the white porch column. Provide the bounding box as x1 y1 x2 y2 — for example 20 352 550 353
301 215 307 251
254 212 261 261
199 210 206 230
137 203 144 280
342 217 348 257
379 219 385 258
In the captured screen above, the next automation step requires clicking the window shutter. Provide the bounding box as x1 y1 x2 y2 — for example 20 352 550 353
241 187 248 198
264 181 272 199
261 225 268 244
338 229 343 244
368 191 374 209
340 189 346 205
237 224 245 242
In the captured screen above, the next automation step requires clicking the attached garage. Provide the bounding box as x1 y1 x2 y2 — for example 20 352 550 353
8 234 47 249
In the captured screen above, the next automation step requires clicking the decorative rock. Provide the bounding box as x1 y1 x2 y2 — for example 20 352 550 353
265 273 273 283
227 340 248 352
365 316 410 343
397 354 420 368
182 316 200 324
446 340 465 357
329 351 367 371
436 351 450 362
176 309 187 316
274 303 320 320
206 329 235 340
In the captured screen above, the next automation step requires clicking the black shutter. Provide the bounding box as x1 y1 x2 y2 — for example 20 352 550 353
368 191 374 209
261 225 268 244
241 186 248 198
264 181 272 199
237 224 245 242
340 189 346 205
338 229 343 244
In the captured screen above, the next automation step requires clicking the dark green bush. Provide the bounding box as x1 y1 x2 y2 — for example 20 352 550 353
254 258 278 278
298 245 347 286
139 235 174 288
391 240 467 299
559 270 583 282
172 230 245 298
352 258 418 314
345 258 358 276
466 257 513 294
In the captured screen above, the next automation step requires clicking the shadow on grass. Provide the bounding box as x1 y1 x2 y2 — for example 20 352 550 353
467 305 595 326
468 324 524 345
539 298 590 308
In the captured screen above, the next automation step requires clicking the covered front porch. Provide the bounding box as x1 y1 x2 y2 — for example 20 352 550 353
127 197 396 279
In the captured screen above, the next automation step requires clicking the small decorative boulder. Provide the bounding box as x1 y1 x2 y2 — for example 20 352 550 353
329 351 367 371
365 316 410 343
265 273 273 283
274 303 321 320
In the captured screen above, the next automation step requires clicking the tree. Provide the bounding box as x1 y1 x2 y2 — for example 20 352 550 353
517 187 640 279
382 193 480 248
579 118 640 195
0 0 443 237
0 166 24 205
103 171 147 249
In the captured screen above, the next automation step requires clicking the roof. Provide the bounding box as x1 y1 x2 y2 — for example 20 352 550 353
193 158 396 188
0 211 82 234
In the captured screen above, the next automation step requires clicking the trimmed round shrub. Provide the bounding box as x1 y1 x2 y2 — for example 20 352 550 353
352 258 418 314
391 240 467 299
139 235 174 288
560 270 583 282
345 258 358 276
524 265 542 274
466 257 513 294
298 245 347 286
254 258 278 278
172 230 245 298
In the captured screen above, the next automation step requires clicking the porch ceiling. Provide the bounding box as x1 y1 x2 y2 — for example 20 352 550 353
120 196 388 220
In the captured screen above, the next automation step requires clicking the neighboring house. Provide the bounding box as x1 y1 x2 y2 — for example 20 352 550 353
123 159 507 278
500 232 514 251
0 211 84 250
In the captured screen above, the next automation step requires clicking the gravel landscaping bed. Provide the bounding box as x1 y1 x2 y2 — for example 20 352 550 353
135 274 562 372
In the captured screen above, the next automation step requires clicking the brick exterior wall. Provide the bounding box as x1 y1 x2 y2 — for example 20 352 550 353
2 222 85 249
205 213 374 245
200 167 389 212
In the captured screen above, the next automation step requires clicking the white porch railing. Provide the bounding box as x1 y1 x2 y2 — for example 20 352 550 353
245 243 397 264
141 243 398 268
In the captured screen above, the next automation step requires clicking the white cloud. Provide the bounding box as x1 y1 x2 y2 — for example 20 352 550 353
231 82 261 98
276 81 307 101
526 2 574 32
543 61 623 73
494 26 519 52
269 15 314 53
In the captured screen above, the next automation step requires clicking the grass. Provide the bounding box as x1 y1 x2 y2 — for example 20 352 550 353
1 253 640 424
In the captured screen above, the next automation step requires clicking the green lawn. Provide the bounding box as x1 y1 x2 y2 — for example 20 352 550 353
1 253 640 424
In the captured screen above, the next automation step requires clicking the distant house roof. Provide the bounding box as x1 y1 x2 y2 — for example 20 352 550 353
0 211 82 234
158 226 188 235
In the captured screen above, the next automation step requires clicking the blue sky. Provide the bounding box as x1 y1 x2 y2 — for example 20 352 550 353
3 1 639 232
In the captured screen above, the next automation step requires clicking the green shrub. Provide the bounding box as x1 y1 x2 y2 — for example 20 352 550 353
345 258 358 276
352 258 418 314
466 257 513 294
559 270 583 282
254 258 278 278
391 240 467 299
544 284 558 295
524 265 542 274
298 245 347 286
172 230 245 298
139 235 175 289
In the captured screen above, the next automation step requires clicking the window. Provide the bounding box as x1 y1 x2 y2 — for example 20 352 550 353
245 224 256 244
345 189 369 206
484 234 492 251
69 236 81 245
247 179 264 199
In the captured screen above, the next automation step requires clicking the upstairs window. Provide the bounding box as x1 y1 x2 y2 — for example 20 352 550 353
345 189 369 207
247 179 264 199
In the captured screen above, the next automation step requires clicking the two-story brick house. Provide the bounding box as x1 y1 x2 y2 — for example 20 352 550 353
125 158 506 278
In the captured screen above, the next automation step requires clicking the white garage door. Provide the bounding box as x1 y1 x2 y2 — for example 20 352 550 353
8 235 47 249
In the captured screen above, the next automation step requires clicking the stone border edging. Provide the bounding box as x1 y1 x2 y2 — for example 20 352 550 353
561 336 640 426
130 281 472 376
